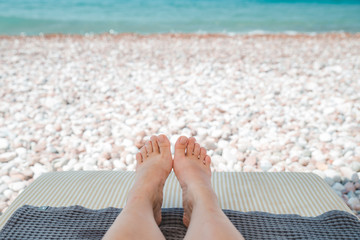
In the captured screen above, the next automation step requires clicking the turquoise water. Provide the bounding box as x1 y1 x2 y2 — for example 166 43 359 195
0 0 360 35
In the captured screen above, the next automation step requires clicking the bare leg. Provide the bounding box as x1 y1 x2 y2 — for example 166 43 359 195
103 135 172 240
173 136 245 240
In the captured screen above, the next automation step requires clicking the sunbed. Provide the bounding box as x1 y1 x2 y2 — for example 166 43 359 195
0 171 358 239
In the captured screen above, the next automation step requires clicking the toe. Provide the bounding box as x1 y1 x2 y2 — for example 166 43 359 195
136 152 143 164
200 147 206 162
150 136 159 153
186 137 196 156
145 140 153 154
140 146 147 159
205 155 211 168
193 143 201 157
174 136 188 158
157 134 171 154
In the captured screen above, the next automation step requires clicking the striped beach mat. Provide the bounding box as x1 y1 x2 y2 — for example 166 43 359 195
0 205 359 240
0 171 354 230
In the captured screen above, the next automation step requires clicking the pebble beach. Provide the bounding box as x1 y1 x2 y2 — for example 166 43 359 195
0 33 359 217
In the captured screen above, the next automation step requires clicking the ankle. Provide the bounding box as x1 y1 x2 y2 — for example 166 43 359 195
126 193 153 208
186 184 219 209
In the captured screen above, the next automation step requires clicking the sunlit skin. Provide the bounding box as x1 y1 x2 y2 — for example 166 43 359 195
103 135 244 240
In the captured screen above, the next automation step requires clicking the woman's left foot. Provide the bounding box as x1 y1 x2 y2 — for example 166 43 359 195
126 134 172 225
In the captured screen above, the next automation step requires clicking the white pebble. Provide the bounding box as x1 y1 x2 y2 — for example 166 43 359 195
332 159 345 167
350 162 360 172
196 128 208 137
113 159 126 170
3 189 12 199
324 169 341 182
15 147 27 159
319 133 332 142
122 139 133 148
222 147 238 164
0 184 8 193
125 154 133 165
312 170 326 179
211 155 225 166
340 167 355 180
217 139 230 149
211 129 223 138
30 163 48 179
0 138 9 150
0 152 17 163
9 181 26 192
260 160 272 172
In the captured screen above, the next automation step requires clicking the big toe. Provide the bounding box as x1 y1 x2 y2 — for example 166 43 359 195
174 136 188 158
157 134 171 155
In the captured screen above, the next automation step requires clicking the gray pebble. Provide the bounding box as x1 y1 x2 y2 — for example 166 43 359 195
347 191 356 199
351 173 359 183
324 177 335 186
332 182 345 193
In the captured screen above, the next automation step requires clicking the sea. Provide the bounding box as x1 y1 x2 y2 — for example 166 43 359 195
0 0 360 35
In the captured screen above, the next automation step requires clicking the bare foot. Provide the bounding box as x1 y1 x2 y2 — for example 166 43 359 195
127 134 172 225
173 136 216 227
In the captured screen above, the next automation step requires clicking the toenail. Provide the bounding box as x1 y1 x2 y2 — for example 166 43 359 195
180 137 187 144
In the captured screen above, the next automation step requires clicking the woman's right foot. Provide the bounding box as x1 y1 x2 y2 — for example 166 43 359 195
173 136 218 227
